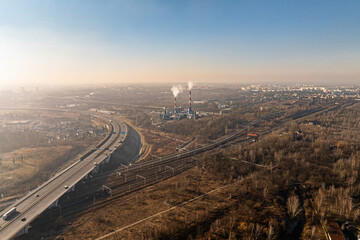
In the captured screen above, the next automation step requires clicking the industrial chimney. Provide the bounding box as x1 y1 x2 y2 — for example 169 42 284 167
188 90 192 114
187 81 193 114
174 96 177 116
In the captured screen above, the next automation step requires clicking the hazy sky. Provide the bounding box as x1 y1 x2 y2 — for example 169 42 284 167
0 0 359 89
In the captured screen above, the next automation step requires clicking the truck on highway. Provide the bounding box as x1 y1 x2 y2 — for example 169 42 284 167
2 207 16 220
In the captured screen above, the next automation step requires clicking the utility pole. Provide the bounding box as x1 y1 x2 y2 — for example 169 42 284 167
136 174 146 184
165 166 175 175
102 185 112 197
120 163 128 172
152 155 162 160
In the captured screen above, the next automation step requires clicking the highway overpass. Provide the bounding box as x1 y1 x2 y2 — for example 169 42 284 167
0 115 128 240
0 105 336 239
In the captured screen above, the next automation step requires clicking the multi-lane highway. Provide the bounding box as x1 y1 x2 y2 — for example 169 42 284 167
0 104 338 239
0 115 127 240
23 118 260 223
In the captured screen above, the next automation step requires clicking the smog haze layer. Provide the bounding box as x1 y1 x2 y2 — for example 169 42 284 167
0 0 360 90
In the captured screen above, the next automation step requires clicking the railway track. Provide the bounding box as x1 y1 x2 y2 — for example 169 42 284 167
0 114 126 240
11 103 349 237
66 104 345 207
46 117 268 218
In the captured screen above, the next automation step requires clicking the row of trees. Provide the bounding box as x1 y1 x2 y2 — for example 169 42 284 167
160 108 249 140
164 105 360 239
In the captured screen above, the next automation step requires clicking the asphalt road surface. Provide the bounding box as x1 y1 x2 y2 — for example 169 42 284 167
0 115 126 240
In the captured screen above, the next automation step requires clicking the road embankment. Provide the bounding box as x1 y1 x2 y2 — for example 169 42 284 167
108 124 142 166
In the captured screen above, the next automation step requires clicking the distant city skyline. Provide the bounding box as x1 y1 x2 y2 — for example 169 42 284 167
0 0 359 90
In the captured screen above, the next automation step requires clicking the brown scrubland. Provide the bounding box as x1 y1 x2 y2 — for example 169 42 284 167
46 103 360 240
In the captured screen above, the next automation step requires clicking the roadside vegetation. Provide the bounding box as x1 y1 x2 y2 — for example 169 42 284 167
0 111 107 200
44 103 360 240
6 86 358 240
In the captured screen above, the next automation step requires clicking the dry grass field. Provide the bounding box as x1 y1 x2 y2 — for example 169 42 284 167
0 110 108 203
56 167 233 240
0 146 73 195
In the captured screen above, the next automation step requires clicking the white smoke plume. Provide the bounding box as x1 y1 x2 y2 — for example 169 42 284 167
171 85 183 97
188 81 194 90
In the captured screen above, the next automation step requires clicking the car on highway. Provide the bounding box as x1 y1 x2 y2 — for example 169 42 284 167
35 194 39 197
64 185 69 189
2 207 16 220
94 162 97 165
21 217 26 222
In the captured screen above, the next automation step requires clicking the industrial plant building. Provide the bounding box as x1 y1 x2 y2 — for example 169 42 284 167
159 86 197 120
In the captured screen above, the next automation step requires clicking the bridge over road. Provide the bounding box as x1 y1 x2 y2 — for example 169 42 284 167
0 115 127 240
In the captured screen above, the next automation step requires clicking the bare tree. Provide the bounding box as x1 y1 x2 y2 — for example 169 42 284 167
267 224 276 240
311 226 317 240
287 195 302 218
314 188 324 212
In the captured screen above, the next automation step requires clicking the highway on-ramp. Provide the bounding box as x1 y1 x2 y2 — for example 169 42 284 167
0 114 127 240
